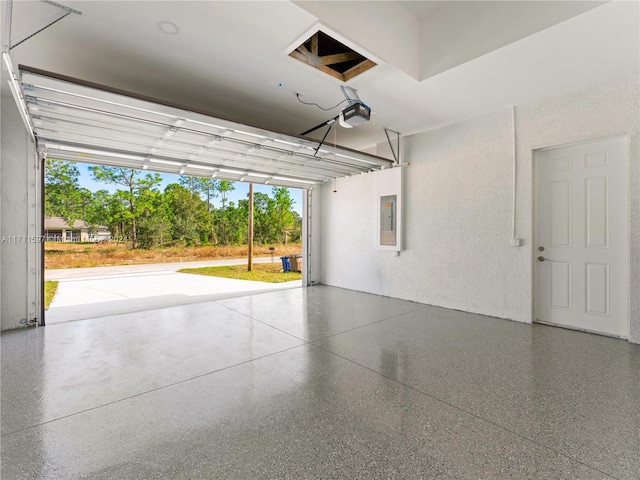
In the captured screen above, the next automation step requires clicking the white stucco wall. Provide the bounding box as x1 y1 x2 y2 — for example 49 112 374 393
303 187 323 285
319 73 640 343
308 186 322 284
517 73 640 343
1 94 42 331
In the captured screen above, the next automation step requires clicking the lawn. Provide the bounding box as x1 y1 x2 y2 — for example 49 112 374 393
45 281 58 309
179 262 302 283
45 242 302 269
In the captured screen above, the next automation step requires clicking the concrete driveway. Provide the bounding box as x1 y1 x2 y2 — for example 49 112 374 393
46 257 301 324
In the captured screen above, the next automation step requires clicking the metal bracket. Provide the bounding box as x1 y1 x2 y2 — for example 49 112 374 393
384 128 401 164
4 0 81 52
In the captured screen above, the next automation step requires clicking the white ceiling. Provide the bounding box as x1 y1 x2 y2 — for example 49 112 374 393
2 0 639 153
400 1 608 79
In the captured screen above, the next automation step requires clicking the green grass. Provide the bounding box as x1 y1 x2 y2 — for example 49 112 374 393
178 262 302 283
45 281 59 310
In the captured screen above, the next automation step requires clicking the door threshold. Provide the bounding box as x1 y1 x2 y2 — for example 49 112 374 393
534 319 628 340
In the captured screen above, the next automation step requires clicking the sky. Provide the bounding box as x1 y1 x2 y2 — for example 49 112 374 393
76 163 304 215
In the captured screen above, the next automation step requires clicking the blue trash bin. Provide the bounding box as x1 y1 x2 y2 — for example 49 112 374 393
280 256 291 272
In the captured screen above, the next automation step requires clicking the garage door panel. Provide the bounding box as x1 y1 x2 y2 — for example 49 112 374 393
20 66 393 188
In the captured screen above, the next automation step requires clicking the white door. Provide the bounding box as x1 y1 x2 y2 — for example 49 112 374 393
535 136 628 338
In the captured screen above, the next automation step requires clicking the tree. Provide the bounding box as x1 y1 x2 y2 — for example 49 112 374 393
44 159 83 226
178 175 201 194
224 200 248 245
271 187 296 244
178 176 218 211
290 211 303 243
47 162 302 249
217 180 235 244
164 184 210 246
85 190 113 230
178 176 220 243
197 178 219 212
252 192 274 244
137 190 171 249
198 178 219 243
90 167 162 248
76 188 95 228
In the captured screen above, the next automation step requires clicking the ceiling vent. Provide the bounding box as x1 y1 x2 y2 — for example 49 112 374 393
289 31 376 82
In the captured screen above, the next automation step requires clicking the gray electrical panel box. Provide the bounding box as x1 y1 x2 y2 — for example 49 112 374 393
380 195 397 246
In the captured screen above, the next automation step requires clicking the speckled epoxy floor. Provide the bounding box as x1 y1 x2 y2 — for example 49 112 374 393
2 286 639 479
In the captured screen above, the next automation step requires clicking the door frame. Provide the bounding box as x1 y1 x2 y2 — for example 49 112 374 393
531 134 631 339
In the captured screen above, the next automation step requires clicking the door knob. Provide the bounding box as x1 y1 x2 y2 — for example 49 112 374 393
538 256 546 262
538 246 544 252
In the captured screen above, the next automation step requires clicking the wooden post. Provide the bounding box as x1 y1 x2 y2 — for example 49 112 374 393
248 183 254 271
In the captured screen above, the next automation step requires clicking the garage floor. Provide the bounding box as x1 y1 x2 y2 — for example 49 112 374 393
1 286 638 479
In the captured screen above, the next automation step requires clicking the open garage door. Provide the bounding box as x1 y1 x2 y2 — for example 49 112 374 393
9 64 393 325
18 65 392 187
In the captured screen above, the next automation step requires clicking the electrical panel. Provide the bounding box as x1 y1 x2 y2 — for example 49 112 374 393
380 195 397 246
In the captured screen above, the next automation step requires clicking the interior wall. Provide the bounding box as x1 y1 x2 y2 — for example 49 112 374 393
1 94 41 331
318 72 640 343
517 73 640 343
309 186 322 284
321 108 524 320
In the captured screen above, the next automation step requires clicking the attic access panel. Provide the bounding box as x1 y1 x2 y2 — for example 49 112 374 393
289 31 376 82
17 65 392 189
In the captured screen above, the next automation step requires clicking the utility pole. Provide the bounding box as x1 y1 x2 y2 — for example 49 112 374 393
248 183 254 271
